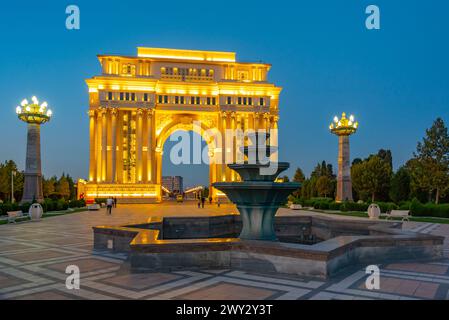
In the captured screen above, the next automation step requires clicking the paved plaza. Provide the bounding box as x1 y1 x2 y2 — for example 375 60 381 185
1 202 449 300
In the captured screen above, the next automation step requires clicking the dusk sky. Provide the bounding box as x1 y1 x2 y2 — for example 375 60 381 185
1 0 448 187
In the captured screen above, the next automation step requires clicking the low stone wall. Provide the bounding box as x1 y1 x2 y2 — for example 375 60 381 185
92 214 444 279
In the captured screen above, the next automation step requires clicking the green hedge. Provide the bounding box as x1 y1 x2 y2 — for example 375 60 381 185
0 202 31 215
288 196 449 218
1 199 85 215
409 199 449 218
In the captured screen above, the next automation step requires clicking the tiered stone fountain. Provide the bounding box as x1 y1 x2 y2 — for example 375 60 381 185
213 132 300 241
93 133 444 279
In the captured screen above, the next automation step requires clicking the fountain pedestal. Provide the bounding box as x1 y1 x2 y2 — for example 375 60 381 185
213 133 300 241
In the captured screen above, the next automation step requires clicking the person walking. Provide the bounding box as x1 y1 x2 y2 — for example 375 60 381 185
201 196 205 208
197 196 201 208
106 197 113 215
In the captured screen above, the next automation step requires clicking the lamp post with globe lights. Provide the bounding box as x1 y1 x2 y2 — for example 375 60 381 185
16 96 53 203
329 112 359 202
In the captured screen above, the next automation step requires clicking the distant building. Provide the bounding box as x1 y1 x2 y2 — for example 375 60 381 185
162 176 183 194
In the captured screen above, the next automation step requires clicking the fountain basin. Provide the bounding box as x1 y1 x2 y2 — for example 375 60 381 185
93 214 444 279
227 162 290 182
212 182 300 240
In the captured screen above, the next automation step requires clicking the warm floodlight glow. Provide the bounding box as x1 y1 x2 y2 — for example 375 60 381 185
31 96 38 104
21 99 28 106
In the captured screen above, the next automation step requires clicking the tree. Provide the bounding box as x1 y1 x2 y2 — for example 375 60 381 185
389 166 411 203
56 175 70 199
43 176 56 197
411 118 449 204
351 155 392 202
293 168 305 183
0 160 21 202
316 176 333 198
377 149 393 169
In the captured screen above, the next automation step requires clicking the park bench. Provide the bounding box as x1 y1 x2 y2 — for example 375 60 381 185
383 210 411 222
7 211 24 223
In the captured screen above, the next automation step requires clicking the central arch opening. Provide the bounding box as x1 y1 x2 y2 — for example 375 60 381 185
162 130 210 201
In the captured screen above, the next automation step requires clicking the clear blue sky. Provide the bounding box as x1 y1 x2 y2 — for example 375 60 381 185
1 0 448 186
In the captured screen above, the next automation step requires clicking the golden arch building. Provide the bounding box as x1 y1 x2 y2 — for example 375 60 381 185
79 47 281 203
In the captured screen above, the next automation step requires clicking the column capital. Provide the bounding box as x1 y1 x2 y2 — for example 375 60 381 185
137 108 144 116
88 109 96 117
110 107 118 116
146 108 154 117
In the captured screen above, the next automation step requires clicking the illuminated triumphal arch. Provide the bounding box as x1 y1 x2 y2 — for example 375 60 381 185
78 47 281 203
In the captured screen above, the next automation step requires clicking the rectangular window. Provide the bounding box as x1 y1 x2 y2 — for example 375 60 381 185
248 97 252 105
260 98 264 106
120 92 124 100
164 95 168 104
131 93 136 101
175 96 179 104
243 97 247 105
212 97 216 105
143 93 148 102
180 96 185 104
238 97 242 105
190 96 195 104
108 92 113 100
158 95 162 104
196 97 200 105
206 97 211 105
227 96 232 105
125 93 130 101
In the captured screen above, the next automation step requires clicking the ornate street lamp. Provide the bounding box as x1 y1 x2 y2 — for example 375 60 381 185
16 96 53 203
329 112 358 202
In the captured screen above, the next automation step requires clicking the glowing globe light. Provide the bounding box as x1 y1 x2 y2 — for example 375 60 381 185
329 112 359 136
16 96 53 124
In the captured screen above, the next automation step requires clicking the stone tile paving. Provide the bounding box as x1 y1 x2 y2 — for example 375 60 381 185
0 202 448 300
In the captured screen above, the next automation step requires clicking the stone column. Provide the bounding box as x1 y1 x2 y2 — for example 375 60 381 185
336 135 353 202
111 108 117 183
270 116 279 162
116 110 123 183
96 110 103 182
230 112 236 181
21 123 43 203
147 109 154 183
136 108 143 182
101 108 107 182
88 110 96 182
221 111 227 182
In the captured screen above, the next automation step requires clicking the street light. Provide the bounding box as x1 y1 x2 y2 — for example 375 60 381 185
16 96 53 203
11 170 16 203
329 112 359 202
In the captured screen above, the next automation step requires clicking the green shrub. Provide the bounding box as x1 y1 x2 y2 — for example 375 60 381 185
329 202 342 210
374 202 398 213
341 202 369 212
318 201 330 210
